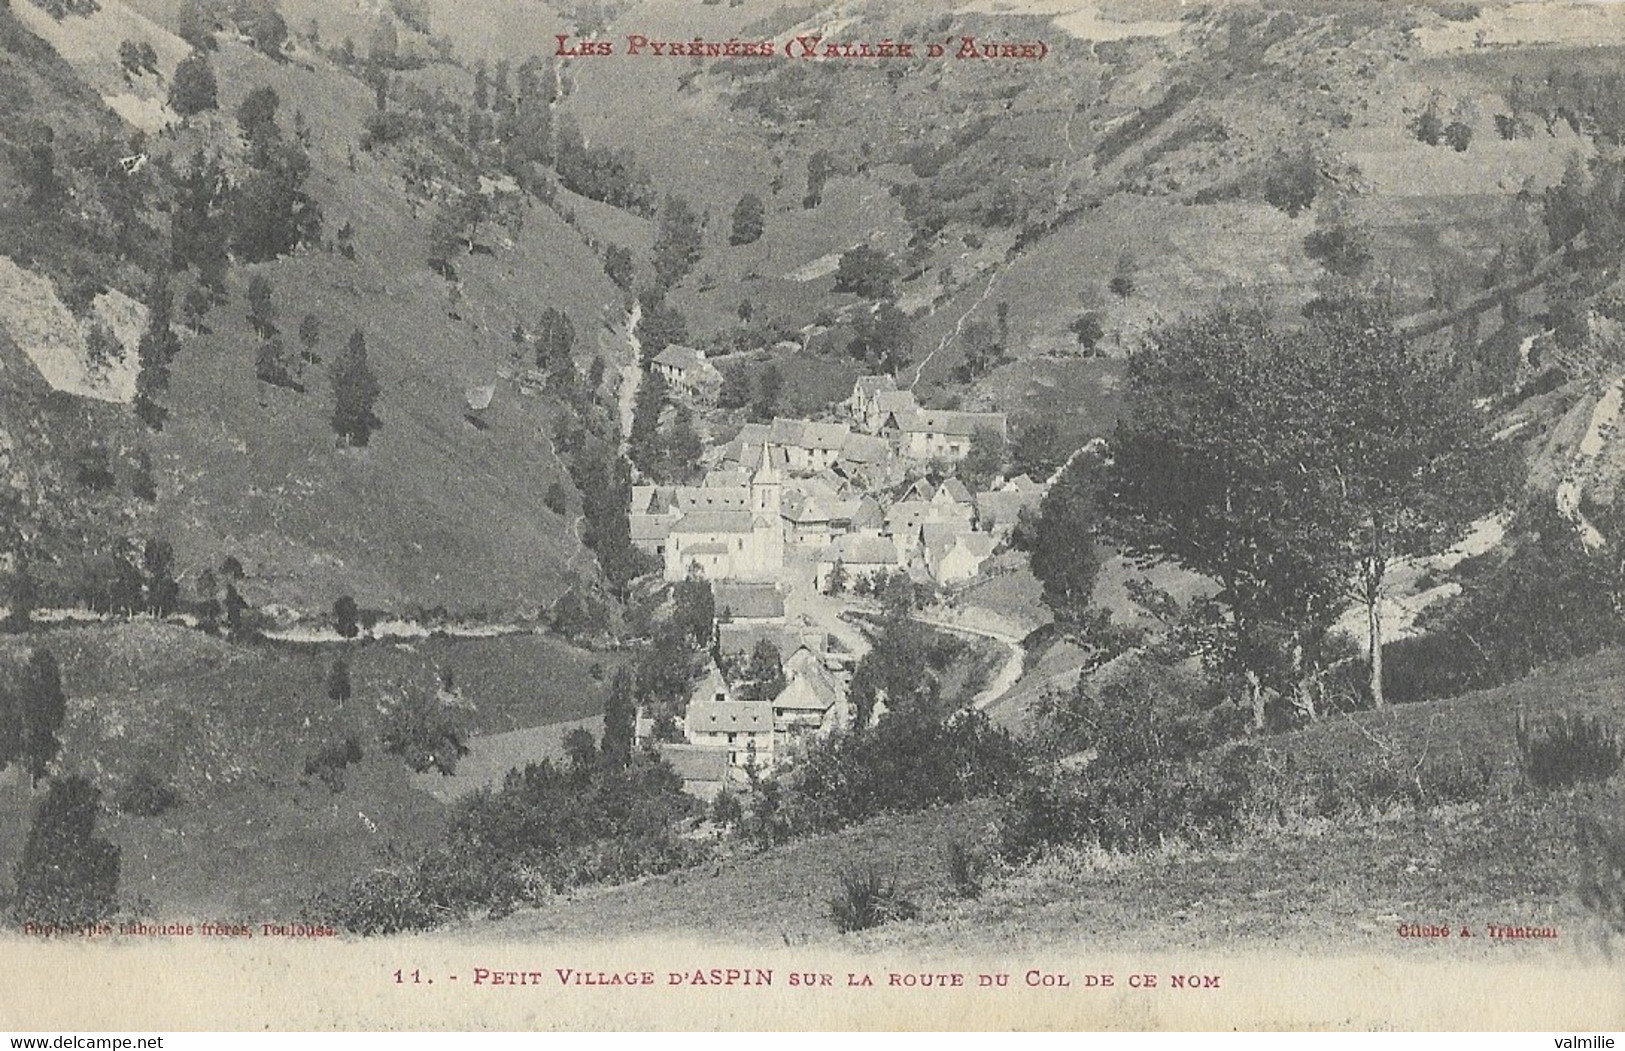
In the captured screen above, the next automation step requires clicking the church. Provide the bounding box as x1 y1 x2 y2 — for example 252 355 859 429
656 448 785 582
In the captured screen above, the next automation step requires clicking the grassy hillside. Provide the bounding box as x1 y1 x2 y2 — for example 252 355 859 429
0 0 629 618
470 646 1625 954
0 621 619 917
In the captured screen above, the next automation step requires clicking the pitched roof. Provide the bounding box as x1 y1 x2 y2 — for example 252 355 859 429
673 488 750 512
718 623 801 657
671 510 754 535
629 514 675 542
840 433 892 465
630 485 659 514
687 701 775 735
1003 473 1044 493
935 478 974 503
768 418 806 446
772 665 841 714
798 421 852 451
897 410 1007 438
959 533 998 558
713 582 786 621
854 375 898 398
657 744 730 783
873 390 920 414
921 522 969 563
975 489 1039 529
703 469 749 489
819 533 899 567
783 492 833 525
885 500 972 534
688 664 732 704
654 345 714 374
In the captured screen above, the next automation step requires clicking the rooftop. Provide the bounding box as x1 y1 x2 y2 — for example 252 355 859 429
896 410 1008 438
854 375 898 398
714 582 786 621
653 345 714 374
818 533 900 566
688 701 775 735
657 744 730 783
671 510 755 535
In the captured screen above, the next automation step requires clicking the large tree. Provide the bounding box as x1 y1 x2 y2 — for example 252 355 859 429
534 307 576 383
1109 301 1507 723
626 367 668 477
168 52 219 117
601 666 635 769
1296 300 1513 707
2 649 69 787
331 329 382 446
651 194 703 291
729 192 766 246
1020 448 1106 631
833 245 899 300
13 776 121 928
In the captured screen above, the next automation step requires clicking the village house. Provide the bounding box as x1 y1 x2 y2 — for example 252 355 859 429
769 418 853 474
837 432 896 486
816 532 903 593
974 487 1043 539
652 344 722 398
781 490 841 549
771 644 846 739
686 699 776 772
849 375 897 428
895 410 1008 461
655 743 731 801
933 477 974 508
713 581 787 625
780 475 871 549
928 531 999 585
860 389 922 435
883 499 975 543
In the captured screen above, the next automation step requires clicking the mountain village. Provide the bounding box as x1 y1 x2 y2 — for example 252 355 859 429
626 364 1042 798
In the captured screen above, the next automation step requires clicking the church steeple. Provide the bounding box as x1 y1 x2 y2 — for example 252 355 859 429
751 443 781 517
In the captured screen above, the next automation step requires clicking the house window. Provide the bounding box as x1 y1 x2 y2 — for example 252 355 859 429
727 732 737 744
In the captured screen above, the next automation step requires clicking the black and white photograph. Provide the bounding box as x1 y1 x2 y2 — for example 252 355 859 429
0 0 1621 1032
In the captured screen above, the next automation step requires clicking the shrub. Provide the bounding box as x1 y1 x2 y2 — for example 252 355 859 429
1515 712 1623 789
711 789 744 828
942 838 989 900
303 736 363 793
829 865 918 933
380 682 470 775
115 767 179 816
332 595 360 639
1069 312 1105 353
999 745 1259 860
1261 146 1320 217
778 710 1026 836
1577 809 1625 938
1296 750 1496 817
310 846 523 934
1386 502 1625 704
12 776 120 929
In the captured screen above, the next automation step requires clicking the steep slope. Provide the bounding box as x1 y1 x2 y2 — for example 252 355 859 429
1 0 629 617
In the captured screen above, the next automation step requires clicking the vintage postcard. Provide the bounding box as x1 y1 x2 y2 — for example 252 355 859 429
0 0 1622 1032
